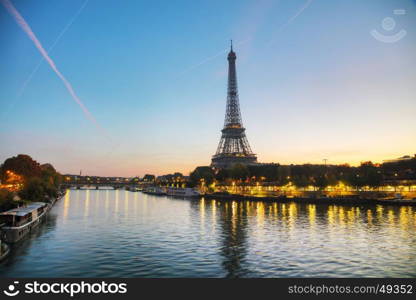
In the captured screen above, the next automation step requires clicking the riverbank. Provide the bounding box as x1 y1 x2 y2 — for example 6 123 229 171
0 189 66 248
202 193 416 206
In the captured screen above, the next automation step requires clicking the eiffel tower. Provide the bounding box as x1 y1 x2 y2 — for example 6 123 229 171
211 41 257 169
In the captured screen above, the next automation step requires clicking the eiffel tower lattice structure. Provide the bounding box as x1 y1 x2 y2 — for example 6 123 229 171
211 41 257 169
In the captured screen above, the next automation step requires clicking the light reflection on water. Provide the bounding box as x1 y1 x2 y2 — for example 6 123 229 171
1 189 416 278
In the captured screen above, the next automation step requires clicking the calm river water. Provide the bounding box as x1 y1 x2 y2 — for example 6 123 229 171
1 189 416 277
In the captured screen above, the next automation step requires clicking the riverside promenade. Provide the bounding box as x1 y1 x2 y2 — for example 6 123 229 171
202 192 416 206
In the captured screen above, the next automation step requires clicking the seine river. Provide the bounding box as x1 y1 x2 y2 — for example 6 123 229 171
1 189 416 277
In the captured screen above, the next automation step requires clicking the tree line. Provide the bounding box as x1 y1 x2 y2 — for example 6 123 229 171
0 154 62 212
189 158 416 190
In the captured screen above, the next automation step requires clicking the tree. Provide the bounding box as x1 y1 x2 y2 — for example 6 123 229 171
277 165 291 186
229 163 249 181
41 163 62 188
345 172 364 190
1 155 61 203
0 189 15 212
143 174 155 182
130 177 140 184
248 164 279 181
326 173 338 187
314 175 329 190
215 168 229 182
359 161 383 188
173 172 183 178
293 175 310 190
1 154 41 183
18 177 45 202
189 166 215 187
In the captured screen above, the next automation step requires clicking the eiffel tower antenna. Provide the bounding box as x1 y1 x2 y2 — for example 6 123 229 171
211 42 257 168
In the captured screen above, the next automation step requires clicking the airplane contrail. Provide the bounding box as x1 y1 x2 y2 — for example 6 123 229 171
268 0 314 46
177 38 252 77
1 0 108 138
283 0 313 28
179 0 313 76
17 0 89 98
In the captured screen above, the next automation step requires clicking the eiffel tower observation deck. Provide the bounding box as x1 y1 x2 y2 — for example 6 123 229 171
211 41 258 169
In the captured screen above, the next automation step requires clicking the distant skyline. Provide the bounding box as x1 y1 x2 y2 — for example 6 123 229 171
1 0 415 176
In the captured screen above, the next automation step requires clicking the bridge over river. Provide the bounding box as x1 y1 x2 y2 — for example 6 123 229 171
61 179 152 190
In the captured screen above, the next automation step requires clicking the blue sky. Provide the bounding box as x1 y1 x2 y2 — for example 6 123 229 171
1 0 415 176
